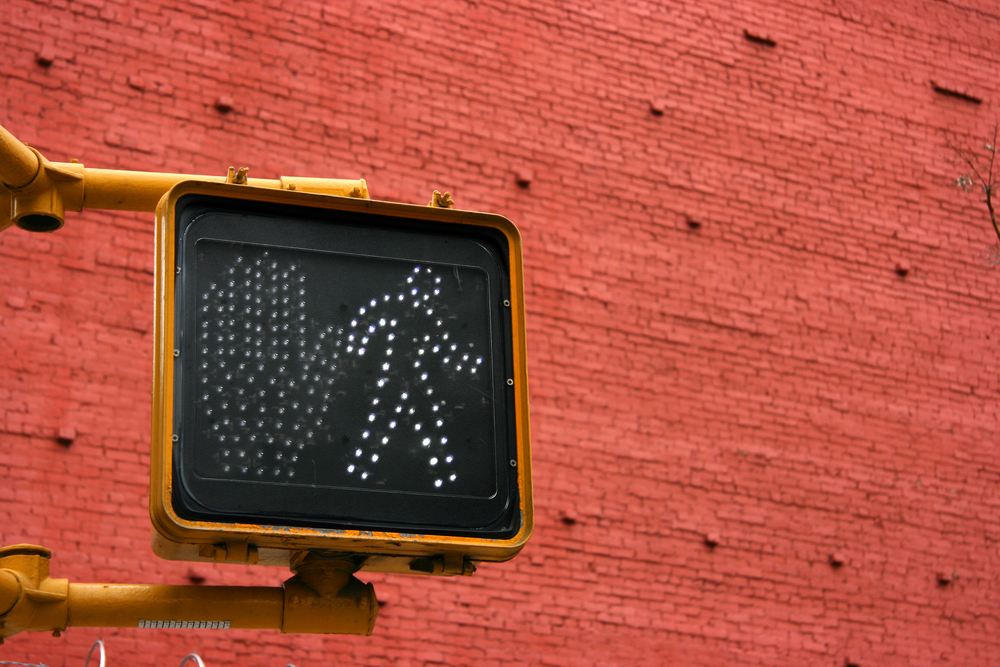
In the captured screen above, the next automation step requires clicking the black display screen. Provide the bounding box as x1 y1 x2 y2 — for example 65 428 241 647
171 195 519 537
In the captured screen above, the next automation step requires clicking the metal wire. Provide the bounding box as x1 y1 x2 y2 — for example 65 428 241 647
178 654 206 667
0 662 51 667
83 640 106 667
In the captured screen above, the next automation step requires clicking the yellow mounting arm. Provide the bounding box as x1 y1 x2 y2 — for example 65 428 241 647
0 545 377 641
0 121 379 638
0 122 369 233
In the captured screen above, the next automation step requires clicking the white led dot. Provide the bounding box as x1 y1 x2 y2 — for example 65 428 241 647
422 438 431 446
371 454 379 462
430 457 438 465
347 465 355 473
368 414 376 422
434 479 443 487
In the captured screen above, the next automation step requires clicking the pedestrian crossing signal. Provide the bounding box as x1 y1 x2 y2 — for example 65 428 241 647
150 181 531 573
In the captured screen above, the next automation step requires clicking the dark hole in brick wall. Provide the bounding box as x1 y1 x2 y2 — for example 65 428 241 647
35 46 55 67
214 95 235 113
744 29 776 47
57 427 76 447
931 81 982 105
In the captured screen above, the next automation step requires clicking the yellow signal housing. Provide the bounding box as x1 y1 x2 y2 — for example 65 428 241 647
151 181 532 574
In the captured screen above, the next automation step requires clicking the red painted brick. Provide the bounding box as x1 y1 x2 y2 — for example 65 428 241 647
2 0 1000 665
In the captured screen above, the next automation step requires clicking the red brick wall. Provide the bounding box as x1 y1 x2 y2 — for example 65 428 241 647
2 0 999 665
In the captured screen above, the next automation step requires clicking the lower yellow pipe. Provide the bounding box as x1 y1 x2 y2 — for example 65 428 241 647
68 584 284 630
0 545 377 640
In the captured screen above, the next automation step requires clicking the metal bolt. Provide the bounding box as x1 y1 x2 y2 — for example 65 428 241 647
176 266 181 274
510 459 517 468
503 299 510 307
173 349 180 357
507 378 514 386
172 435 179 442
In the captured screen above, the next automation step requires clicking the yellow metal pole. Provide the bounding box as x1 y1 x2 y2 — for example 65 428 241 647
0 121 369 233
78 168 369 212
0 123 38 189
68 584 284 630
0 545 378 641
